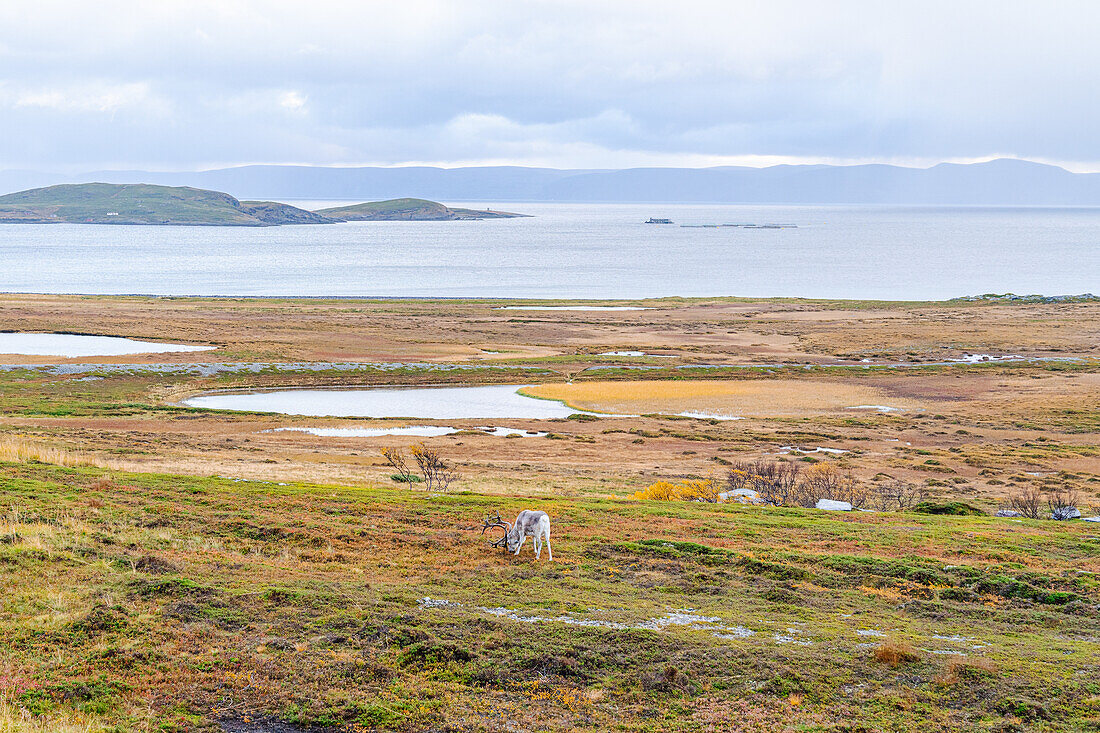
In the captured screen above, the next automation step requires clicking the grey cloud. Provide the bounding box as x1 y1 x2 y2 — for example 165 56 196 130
1 0 1099 170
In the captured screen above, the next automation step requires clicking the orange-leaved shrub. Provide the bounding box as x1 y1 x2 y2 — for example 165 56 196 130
934 655 998 685
873 640 921 667
632 479 721 503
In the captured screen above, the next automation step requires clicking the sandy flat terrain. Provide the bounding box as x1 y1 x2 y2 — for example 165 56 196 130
522 379 920 417
0 294 1094 510
0 294 1096 365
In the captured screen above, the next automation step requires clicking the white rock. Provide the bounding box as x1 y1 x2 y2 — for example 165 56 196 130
995 510 1022 517
720 488 764 505
1051 507 1081 521
816 499 853 511
1081 516 1100 523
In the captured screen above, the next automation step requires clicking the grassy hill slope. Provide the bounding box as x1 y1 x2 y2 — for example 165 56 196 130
0 183 336 226
2 462 1097 731
315 197 527 220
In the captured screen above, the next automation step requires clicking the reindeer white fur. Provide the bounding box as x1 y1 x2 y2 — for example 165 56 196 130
482 510 553 561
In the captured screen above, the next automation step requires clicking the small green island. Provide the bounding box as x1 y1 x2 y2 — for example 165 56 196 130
315 197 527 221
0 183 527 226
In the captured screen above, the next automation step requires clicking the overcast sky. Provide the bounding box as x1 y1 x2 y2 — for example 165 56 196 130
2 0 1099 172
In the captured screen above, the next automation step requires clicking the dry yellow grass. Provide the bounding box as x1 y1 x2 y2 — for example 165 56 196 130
0 692 106 733
1 293 1095 366
934 656 999 685
872 640 922 667
522 379 918 417
0 436 105 468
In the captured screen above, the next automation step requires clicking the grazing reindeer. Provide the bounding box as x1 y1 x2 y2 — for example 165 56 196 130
481 510 553 561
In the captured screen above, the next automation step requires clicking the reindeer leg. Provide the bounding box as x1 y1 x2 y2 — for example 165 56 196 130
514 535 527 556
545 530 552 562
534 536 542 559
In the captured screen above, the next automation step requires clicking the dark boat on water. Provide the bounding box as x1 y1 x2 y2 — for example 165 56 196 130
645 217 673 224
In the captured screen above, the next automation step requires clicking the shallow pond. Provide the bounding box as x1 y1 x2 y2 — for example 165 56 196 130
494 305 650 311
597 350 677 357
270 425 548 437
183 384 584 419
0 332 213 357
677 410 745 420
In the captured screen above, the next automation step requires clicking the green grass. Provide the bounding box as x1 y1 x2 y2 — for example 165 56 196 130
315 198 525 221
1 461 1098 731
0 183 329 226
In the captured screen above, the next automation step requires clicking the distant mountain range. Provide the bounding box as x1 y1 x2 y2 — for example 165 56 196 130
2 159 1100 205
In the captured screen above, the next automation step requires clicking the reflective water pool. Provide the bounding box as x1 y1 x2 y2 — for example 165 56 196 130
183 384 584 419
494 306 650 311
269 425 548 437
0 332 214 357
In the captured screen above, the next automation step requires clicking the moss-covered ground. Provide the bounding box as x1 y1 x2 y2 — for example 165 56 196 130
1 463 1098 731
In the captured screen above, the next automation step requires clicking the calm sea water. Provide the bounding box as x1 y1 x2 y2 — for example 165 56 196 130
1 203 1096 299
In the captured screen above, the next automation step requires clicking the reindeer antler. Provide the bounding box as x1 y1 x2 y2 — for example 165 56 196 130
481 511 511 550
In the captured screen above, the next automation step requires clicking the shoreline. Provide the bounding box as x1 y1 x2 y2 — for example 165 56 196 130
0 291 1096 304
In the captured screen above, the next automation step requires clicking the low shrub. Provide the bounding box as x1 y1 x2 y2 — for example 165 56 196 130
640 665 697 694
913 501 984 516
1006 486 1044 518
995 697 1051 722
632 479 720 502
872 640 921 667
634 538 726 556
727 460 872 509
935 656 997 684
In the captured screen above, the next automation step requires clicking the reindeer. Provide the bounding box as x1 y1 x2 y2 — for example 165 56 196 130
481 510 553 561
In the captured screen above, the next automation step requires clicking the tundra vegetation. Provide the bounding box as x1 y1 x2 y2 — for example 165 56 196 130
631 478 722 503
0 183 335 226
720 460 931 511
381 445 460 491
0 293 1097 731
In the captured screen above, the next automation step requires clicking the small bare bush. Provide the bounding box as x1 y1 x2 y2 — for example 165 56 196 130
410 443 461 492
1007 486 1044 519
727 459 800 506
1047 486 1080 516
797 464 865 508
873 640 921 667
725 466 751 491
90 476 115 492
868 479 928 512
728 460 874 509
381 446 416 483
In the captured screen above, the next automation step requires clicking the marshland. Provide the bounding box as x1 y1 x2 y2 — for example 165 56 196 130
0 293 1097 731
